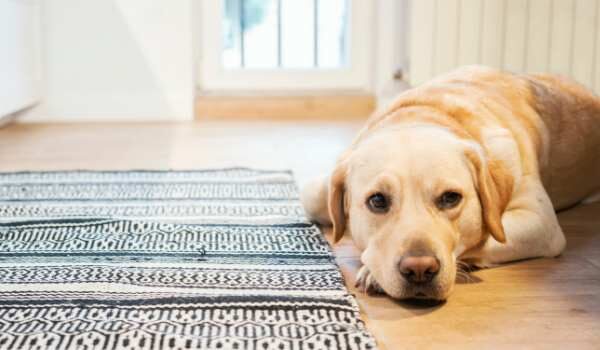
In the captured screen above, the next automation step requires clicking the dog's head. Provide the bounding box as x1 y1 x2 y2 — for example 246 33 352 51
329 124 512 300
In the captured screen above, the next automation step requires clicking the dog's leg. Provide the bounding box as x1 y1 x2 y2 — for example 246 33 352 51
300 175 332 226
462 177 566 267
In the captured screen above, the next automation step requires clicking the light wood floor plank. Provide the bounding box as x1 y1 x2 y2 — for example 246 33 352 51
0 122 598 349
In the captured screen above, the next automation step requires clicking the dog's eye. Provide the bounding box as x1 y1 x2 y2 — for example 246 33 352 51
367 193 389 213
437 191 462 209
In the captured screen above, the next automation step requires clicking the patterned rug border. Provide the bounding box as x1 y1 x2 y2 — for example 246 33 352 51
0 168 377 350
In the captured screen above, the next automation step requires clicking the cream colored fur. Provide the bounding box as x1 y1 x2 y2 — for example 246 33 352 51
301 66 600 300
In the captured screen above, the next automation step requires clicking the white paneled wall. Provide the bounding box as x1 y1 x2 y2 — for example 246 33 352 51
409 0 600 94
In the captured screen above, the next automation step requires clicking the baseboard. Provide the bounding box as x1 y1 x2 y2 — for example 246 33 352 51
195 94 375 120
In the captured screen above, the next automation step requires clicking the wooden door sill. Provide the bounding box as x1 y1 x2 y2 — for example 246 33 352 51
195 94 375 120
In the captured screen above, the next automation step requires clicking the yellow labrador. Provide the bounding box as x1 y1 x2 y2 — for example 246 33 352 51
301 66 600 300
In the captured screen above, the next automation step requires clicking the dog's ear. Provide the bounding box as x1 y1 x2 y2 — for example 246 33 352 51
328 160 348 243
465 149 513 243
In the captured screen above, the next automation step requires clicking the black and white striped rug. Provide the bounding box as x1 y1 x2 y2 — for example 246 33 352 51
0 169 376 350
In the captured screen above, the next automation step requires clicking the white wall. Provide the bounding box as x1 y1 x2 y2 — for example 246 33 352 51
0 0 42 119
23 0 195 122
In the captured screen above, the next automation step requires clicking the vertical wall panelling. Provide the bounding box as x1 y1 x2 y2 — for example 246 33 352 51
594 0 600 92
433 0 459 75
572 0 597 88
457 0 484 66
503 0 528 73
526 0 552 72
549 0 575 76
480 0 505 68
409 0 436 85
408 0 600 94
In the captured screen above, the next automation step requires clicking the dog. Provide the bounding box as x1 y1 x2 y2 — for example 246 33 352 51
301 66 600 301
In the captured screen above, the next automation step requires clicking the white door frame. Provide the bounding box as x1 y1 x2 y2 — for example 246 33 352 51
198 0 374 92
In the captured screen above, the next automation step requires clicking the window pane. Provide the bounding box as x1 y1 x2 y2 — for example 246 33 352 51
243 0 278 68
317 0 349 68
281 0 315 68
223 0 242 68
221 0 350 69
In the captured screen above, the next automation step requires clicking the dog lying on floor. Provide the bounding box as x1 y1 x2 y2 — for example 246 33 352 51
301 66 600 301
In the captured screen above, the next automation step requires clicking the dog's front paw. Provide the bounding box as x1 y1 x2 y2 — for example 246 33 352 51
461 258 498 269
354 265 383 295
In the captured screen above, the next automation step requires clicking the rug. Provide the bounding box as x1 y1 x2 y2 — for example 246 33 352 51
0 169 376 350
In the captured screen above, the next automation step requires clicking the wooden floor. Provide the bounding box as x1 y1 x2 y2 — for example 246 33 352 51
1 122 599 349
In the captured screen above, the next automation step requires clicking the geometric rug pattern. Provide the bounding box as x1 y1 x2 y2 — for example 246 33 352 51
0 169 377 349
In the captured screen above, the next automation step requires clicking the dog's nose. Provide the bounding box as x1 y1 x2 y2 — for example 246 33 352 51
398 255 440 283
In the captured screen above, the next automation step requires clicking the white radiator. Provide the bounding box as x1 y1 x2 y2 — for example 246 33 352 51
408 0 600 94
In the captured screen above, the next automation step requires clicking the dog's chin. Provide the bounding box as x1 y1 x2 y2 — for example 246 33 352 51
382 282 450 301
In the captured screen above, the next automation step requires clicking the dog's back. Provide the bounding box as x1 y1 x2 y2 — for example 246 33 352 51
373 66 600 210
524 74 600 209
